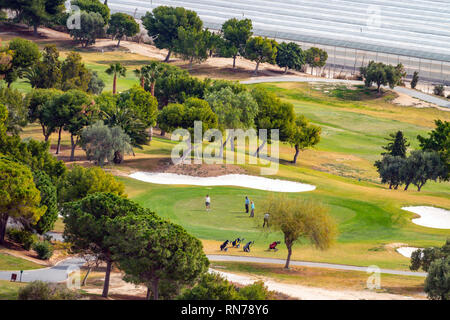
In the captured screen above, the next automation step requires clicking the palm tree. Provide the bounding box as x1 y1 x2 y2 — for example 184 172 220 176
105 63 126 94
141 61 165 97
133 67 146 88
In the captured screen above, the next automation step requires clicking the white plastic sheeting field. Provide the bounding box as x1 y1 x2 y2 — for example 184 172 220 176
107 0 450 61
129 172 316 193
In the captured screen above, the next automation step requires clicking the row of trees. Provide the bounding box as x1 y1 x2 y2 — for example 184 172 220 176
0 39 321 167
1 102 332 299
68 0 140 48
143 6 328 74
375 123 449 191
0 38 104 93
0 39 322 167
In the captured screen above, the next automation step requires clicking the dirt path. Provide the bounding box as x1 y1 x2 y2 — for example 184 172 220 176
211 269 422 300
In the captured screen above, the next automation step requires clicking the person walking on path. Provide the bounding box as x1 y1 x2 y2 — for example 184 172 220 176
205 195 211 211
245 196 250 213
250 201 255 217
263 213 269 228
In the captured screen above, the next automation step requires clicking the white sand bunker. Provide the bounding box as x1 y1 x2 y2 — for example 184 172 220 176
402 206 450 229
396 247 421 258
129 172 316 193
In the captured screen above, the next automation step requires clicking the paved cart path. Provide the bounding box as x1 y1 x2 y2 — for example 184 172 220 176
0 257 86 283
0 254 425 284
207 255 427 277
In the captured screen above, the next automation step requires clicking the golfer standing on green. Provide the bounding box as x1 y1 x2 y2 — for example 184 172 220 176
250 201 255 217
245 196 250 213
205 195 211 211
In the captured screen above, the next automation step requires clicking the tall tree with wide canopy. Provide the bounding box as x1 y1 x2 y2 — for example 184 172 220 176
418 120 450 179
42 89 93 155
116 86 158 142
407 150 447 191
142 6 203 62
26 88 62 141
105 62 126 94
107 12 140 47
174 27 211 70
424 256 450 300
374 155 405 189
288 115 321 164
244 37 278 75
0 157 44 244
360 61 404 93
305 47 328 75
71 0 110 23
152 63 208 108
262 195 337 269
220 18 253 69
30 170 58 235
24 44 62 89
205 87 258 153
63 192 148 298
107 214 209 300
61 52 92 92
69 10 105 48
0 85 28 134
0 0 65 36
4 38 40 87
251 87 296 156
276 42 304 73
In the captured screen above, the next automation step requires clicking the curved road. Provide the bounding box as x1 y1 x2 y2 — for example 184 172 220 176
0 257 86 283
241 76 450 108
0 254 425 283
207 255 427 277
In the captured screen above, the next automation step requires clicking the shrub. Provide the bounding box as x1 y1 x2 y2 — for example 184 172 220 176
237 281 274 300
18 281 52 300
32 241 54 260
18 281 79 300
7 228 38 250
433 84 445 97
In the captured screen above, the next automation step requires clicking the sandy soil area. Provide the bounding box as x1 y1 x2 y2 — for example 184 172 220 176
393 91 449 111
129 172 316 192
83 272 147 298
211 269 420 300
396 247 421 258
402 206 450 229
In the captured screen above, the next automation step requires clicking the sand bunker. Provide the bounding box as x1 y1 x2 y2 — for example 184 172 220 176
129 172 316 193
402 206 450 229
396 247 420 258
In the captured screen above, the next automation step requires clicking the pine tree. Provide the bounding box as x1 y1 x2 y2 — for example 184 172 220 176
382 131 409 158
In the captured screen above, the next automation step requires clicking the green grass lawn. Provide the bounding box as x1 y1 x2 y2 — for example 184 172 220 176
116 81 449 271
6 31 450 273
0 253 42 271
0 280 25 300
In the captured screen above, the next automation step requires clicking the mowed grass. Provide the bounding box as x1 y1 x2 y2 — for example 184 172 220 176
113 82 449 270
0 253 42 271
0 280 25 300
6 30 449 273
